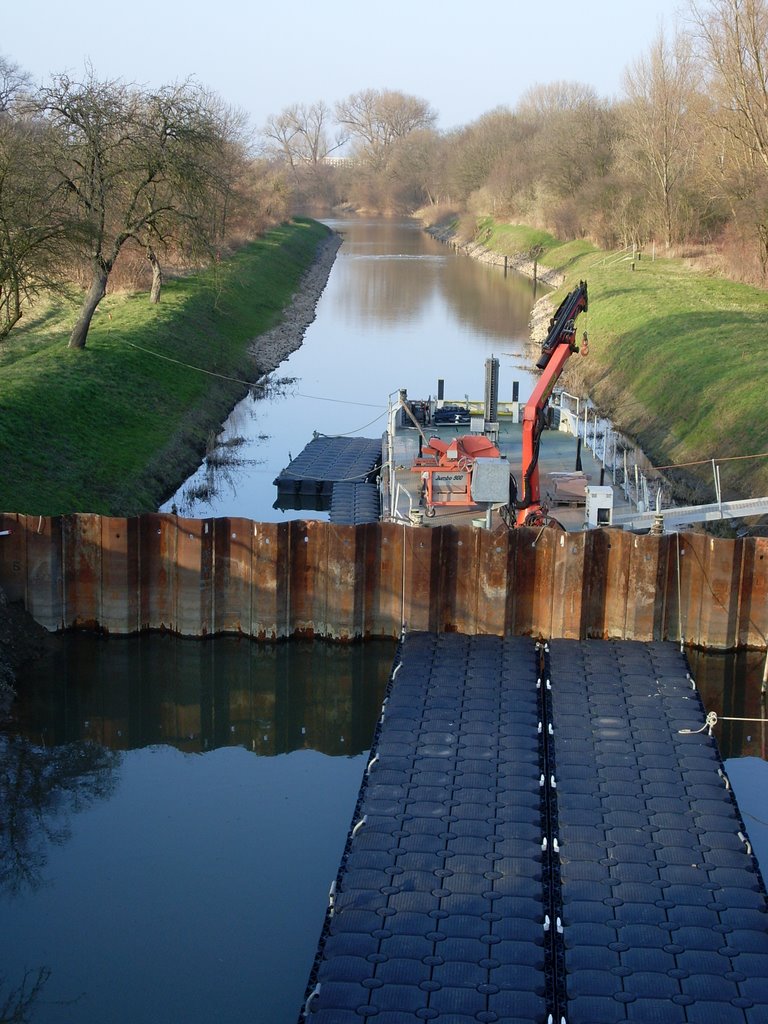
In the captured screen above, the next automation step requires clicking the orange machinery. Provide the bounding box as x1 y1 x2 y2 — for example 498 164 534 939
412 434 502 517
513 279 589 526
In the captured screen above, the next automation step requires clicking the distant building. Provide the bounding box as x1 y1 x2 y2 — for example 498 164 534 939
322 156 357 167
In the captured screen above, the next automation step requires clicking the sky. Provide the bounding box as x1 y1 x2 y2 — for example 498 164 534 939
8 0 685 134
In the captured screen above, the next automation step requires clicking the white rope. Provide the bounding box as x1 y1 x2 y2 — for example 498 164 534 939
125 340 384 408
302 984 321 1018
679 709 768 736
679 711 719 736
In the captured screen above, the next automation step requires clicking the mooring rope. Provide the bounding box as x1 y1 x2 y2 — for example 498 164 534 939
676 535 684 653
679 710 768 736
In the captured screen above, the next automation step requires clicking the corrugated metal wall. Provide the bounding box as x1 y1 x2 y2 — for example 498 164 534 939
1 513 765 650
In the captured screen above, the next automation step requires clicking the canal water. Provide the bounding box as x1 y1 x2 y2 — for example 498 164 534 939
160 216 539 522
2 218 767 1023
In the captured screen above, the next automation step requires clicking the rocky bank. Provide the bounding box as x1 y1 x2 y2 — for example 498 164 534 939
248 231 343 373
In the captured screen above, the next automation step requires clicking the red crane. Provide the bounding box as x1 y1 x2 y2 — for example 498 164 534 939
512 280 589 527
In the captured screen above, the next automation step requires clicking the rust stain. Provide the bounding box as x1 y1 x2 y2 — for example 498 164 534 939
1 516 767 651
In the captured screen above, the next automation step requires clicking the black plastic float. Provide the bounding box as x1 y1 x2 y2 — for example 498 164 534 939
300 634 768 1023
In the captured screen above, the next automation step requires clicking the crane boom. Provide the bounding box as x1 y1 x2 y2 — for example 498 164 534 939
514 280 588 526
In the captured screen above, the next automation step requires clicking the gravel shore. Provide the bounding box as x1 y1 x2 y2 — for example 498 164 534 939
249 231 342 374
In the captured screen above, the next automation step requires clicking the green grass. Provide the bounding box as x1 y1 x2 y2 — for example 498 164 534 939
1 218 331 515
476 218 559 257
542 242 768 497
463 216 768 499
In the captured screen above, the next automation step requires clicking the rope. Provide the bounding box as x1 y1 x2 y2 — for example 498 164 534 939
401 526 407 633
124 341 385 408
676 535 684 653
125 340 266 388
315 410 388 436
679 711 719 736
277 465 385 483
679 709 768 735
655 451 768 471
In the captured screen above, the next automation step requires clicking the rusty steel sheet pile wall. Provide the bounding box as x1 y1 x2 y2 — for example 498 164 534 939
0 513 766 649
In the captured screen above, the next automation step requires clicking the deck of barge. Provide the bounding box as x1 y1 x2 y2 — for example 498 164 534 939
384 410 637 530
302 634 768 1023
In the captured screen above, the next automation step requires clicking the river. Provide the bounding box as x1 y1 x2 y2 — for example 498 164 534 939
2 217 766 1024
160 216 539 522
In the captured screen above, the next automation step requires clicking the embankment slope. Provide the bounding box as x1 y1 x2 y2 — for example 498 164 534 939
0 219 339 516
427 217 768 505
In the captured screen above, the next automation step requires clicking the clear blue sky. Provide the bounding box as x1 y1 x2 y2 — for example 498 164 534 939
9 0 683 132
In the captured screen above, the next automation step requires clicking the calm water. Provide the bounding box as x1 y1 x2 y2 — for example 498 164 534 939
1 637 396 1024
3 638 766 1024
161 216 540 521
3 218 767 1023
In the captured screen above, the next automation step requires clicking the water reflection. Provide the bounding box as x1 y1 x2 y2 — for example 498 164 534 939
11 634 396 757
0 735 119 894
438 249 545 343
686 647 768 874
162 216 541 522
1 636 396 1024
686 647 767 759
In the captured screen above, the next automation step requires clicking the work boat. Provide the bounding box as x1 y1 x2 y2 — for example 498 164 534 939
274 278 768 533
273 281 611 532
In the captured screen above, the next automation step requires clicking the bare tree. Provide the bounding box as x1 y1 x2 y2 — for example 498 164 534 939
38 69 242 347
136 85 247 303
446 108 523 206
0 55 30 112
335 88 437 170
689 0 768 272
619 29 701 246
0 56 72 340
263 101 341 178
0 115 72 338
516 83 616 212
386 128 448 207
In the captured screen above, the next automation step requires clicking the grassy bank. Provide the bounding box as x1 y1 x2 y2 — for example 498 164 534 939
446 217 768 502
2 218 331 515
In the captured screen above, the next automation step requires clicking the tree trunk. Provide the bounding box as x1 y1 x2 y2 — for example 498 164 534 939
68 268 108 350
147 247 163 303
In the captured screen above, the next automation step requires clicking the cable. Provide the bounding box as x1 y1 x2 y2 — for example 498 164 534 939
123 340 385 409
125 340 266 388
315 410 388 436
656 451 768 470
295 392 383 409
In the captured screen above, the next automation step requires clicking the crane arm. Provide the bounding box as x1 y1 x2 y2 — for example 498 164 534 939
514 280 588 526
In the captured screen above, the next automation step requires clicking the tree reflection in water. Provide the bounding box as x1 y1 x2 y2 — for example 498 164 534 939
0 966 52 1023
0 735 119 895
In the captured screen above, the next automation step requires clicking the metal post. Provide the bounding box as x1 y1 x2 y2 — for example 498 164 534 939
388 398 396 520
